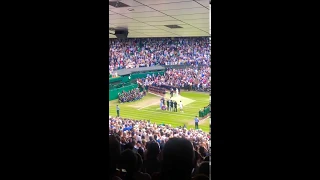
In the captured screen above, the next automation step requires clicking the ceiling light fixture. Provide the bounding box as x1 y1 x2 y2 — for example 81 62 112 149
128 8 134 11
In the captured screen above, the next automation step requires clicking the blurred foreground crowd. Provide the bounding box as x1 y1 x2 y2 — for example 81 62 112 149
109 116 210 180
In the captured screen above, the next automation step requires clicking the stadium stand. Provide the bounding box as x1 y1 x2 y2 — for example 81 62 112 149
137 67 211 92
109 37 210 72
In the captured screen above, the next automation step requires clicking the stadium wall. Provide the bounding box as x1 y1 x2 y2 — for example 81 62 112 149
109 76 122 83
163 64 208 69
109 70 165 101
130 71 165 79
114 66 165 76
109 71 165 85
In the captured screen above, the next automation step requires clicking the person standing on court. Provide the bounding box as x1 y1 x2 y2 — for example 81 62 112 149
195 116 199 129
116 105 120 117
174 101 177 112
172 100 175 112
170 99 174 112
179 101 183 112
167 99 169 111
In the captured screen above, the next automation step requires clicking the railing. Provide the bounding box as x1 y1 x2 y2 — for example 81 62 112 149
148 86 166 96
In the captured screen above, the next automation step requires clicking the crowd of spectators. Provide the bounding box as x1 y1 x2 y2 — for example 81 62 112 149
136 67 211 92
109 37 210 72
118 88 145 103
109 116 210 180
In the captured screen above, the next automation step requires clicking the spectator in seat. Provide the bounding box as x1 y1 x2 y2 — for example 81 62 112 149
118 149 137 180
159 140 165 151
154 135 160 144
132 153 152 180
109 135 122 180
143 141 161 176
145 136 154 148
199 146 207 158
192 174 209 180
137 147 144 161
160 138 195 180
204 156 209 162
192 151 203 176
197 161 209 178
124 142 134 151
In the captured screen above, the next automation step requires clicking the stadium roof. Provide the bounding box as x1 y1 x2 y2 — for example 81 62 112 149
109 0 210 38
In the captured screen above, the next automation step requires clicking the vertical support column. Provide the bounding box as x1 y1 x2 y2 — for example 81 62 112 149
209 1 211 65
209 2 211 180
209 1 211 36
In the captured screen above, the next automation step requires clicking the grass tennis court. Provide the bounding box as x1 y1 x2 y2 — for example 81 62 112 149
109 91 211 132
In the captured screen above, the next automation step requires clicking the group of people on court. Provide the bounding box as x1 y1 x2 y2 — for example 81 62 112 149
170 87 179 98
160 98 183 112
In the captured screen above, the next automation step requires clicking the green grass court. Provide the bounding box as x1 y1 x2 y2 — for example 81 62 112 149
109 91 211 132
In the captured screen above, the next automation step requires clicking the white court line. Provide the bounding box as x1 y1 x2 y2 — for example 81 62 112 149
137 92 161 110
138 91 205 110
139 92 185 110
201 115 211 121
137 102 158 110
138 99 197 110
148 92 164 97
137 109 194 118
137 92 164 110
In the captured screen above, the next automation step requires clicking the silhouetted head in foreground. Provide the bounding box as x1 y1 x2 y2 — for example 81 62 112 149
146 141 160 160
198 161 209 177
160 138 195 180
192 174 209 180
109 135 121 178
118 149 137 175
